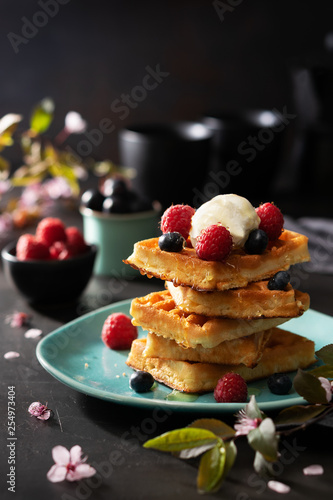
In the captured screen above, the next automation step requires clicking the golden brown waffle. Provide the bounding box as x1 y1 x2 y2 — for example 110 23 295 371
143 329 272 367
126 329 316 393
166 281 309 319
124 230 310 291
130 290 310 348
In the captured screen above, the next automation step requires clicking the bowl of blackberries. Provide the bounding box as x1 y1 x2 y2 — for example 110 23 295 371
80 175 161 277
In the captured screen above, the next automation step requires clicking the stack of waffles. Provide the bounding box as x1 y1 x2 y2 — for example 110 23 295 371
124 229 316 393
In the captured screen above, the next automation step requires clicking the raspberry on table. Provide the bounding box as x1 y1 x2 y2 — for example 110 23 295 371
214 373 248 403
101 313 138 350
195 224 233 261
36 217 67 247
65 227 88 255
255 202 284 241
16 234 50 261
160 204 195 240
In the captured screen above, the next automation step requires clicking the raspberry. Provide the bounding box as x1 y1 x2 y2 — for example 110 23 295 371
214 373 248 403
195 224 232 261
36 217 67 247
65 227 88 255
161 204 195 240
101 313 138 350
255 202 284 241
49 241 67 260
16 234 50 261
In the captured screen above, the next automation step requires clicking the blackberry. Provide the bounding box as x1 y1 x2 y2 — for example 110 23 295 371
158 232 185 252
81 189 105 211
267 373 292 395
244 229 269 254
130 371 154 393
268 271 290 290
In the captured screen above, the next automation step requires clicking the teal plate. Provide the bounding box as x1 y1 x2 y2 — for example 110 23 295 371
36 301 332 413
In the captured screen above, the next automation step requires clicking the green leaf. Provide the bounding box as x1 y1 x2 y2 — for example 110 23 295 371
245 395 264 420
293 369 328 404
247 418 278 462
143 428 218 453
30 98 54 134
316 344 333 365
188 418 236 440
274 404 328 426
0 155 10 172
307 364 333 378
197 443 226 494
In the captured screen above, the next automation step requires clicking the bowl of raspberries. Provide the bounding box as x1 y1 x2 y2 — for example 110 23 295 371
1 217 97 305
80 175 161 277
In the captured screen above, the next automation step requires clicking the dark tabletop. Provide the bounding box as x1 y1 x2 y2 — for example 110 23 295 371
1 208 333 500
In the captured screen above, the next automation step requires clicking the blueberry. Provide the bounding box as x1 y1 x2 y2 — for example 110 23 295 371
267 373 292 395
81 189 105 211
158 232 185 252
130 371 155 393
244 229 269 254
268 271 290 290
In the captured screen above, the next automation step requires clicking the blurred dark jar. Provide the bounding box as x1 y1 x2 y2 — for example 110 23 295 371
118 121 213 209
202 109 290 201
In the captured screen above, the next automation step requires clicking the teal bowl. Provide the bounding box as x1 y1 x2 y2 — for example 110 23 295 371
80 206 161 278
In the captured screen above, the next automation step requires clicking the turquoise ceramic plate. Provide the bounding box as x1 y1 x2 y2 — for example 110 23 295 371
36 301 332 413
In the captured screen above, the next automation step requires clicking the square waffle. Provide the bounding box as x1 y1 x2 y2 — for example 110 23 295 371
126 328 316 393
130 290 310 348
124 230 310 291
143 329 272 368
166 280 309 319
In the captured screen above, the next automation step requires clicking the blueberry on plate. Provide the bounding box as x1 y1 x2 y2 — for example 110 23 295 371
244 229 269 254
130 371 155 393
267 373 292 395
158 232 185 252
268 271 290 290
81 189 105 211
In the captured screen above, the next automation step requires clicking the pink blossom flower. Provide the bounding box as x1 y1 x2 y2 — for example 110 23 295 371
47 445 96 483
65 111 87 134
0 212 13 234
5 311 31 328
28 402 52 421
43 177 73 199
234 409 262 436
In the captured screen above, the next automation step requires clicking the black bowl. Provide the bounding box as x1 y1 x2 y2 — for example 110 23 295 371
1 242 98 305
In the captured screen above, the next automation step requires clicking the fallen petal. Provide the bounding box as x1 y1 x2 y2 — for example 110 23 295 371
52 445 70 466
69 445 83 465
303 464 324 476
24 328 42 339
4 351 20 359
268 480 291 494
47 464 67 483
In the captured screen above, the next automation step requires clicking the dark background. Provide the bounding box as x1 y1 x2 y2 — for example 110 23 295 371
1 0 333 214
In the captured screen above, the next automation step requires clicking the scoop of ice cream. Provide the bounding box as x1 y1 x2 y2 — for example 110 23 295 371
189 194 260 248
